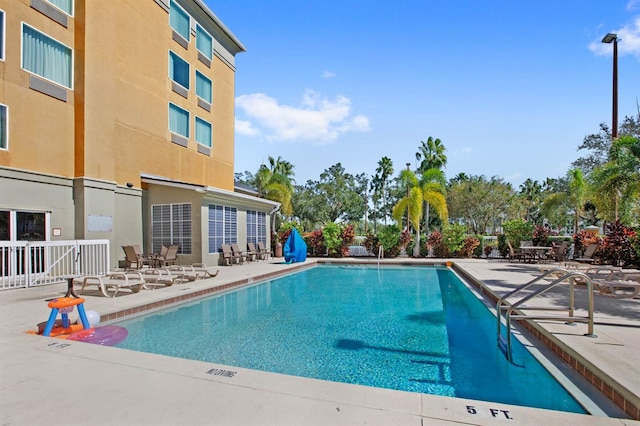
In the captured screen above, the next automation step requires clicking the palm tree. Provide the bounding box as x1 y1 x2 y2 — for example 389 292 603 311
415 138 447 241
392 169 448 257
255 156 295 230
373 157 394 225
420 168 447 234
415 136 447 173
519 178 542 223
541 169 586 234
589 135 640 223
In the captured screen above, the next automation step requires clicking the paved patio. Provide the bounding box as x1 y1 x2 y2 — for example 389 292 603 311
0 257 638 425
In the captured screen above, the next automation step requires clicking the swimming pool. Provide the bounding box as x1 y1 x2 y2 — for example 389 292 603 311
115 265 585 413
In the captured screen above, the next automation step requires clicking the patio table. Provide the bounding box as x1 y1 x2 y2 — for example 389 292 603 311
520 246 551 263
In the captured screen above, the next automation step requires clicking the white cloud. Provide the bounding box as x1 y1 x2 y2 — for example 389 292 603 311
588 17 640 59
453 146 472 155
628 0 640 11
235 119 260 136
235 90 370 143
322 70 336 79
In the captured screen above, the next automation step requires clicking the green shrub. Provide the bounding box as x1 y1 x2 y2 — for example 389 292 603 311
323 222 342 256
442 223 467 256
502 219 534 247
378 225 402 257
497 234 508 257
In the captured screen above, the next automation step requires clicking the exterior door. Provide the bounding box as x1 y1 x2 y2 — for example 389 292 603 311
0 210 47 277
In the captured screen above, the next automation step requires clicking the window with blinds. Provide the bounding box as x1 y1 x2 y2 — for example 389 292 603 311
151 203 192 254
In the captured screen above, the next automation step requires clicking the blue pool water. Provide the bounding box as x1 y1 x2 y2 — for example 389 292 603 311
115 265 585 413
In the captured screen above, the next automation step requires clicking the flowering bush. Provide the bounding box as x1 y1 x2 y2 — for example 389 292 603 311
597 221 637 267
427 230 447 258
573 230 601 257
338 225 356 256
306 229 325 256
532 225 551 246
458 236 480 258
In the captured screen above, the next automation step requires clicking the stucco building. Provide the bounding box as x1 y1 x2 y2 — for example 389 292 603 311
0 0 278 268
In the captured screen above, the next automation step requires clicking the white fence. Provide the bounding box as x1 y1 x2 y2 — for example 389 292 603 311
0 240 110 290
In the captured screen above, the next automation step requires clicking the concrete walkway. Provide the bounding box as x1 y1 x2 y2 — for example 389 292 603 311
0 258 638 425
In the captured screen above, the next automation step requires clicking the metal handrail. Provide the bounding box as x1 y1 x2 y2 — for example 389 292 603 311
496 268 596 362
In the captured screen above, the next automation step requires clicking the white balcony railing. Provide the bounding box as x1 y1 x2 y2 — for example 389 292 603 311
0 240 110 290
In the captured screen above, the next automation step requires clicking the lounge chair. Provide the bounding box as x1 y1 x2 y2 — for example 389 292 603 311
231 244 248 264
221 244 242 266
167 264 219 281
257 242 273 260
592 271 640 299
190 263 220 278
167 265 199 282
140 268 176 288
246 243 259 261
122 245 149 269
78 271 145 297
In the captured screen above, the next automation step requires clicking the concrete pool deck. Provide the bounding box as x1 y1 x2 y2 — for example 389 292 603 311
0 257 638 425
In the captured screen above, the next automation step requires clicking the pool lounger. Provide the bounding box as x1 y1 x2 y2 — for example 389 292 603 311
140 268 176 289
168 264 220 281
190 263 220 278
78 272 145 297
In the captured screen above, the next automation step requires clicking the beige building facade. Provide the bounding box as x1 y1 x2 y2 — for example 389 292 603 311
0 0 278 267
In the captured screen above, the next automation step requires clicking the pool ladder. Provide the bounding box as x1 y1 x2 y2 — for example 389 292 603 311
496 268 596 363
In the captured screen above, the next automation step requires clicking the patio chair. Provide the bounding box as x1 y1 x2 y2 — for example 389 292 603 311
257 242 273 260
231 244 248 264
122 245 149 269
155 245 179 267
550 241 569 262
78 271 145 297
246 243 259 261
575 243 598 263
221 244 242 266
506 241 525 262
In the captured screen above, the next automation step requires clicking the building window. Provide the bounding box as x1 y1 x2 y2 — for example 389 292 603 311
169 103 189 138
22 24 72 89
169 51 189 90
169 0 190 42
151 203 192 255
195 117 212 148
0 104 7 150
46 0 73 16
195 71 212 104
208 205 237 253
0 10 5 61
196 24 212 60
246 211 267 245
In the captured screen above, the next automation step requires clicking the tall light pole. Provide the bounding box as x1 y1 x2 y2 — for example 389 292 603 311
602 33 618 139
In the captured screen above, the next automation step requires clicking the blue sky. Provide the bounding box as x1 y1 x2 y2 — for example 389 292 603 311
204 0 640 188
